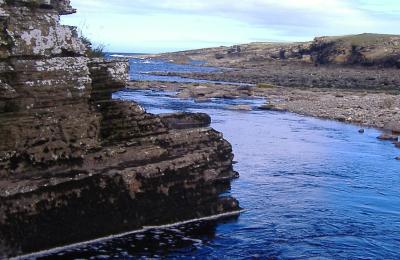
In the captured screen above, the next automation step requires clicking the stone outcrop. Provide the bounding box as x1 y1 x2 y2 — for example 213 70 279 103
0 1 239 258
308 34 400 68
157 33 400 69
224 34 400 68
146 34 400 90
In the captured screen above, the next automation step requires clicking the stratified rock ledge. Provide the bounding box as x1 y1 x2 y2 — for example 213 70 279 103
0 1 240 258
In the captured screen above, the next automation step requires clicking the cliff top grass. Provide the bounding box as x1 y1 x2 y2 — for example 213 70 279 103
319 33 400 48
79 35 106 58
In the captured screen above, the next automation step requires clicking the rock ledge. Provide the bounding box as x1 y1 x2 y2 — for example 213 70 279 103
0 1 239 258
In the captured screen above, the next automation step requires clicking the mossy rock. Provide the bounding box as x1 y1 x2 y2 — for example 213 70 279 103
256 83 275 89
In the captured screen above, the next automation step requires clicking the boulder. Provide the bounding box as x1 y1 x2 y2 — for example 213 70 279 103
377 133 399 141
258 103 286 111
159 112 211 129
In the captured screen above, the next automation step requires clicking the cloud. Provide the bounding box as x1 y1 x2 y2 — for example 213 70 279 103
71 0 372 27
64 0 400 52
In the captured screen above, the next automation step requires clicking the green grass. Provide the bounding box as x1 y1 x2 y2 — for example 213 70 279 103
80 35 106 58
323 33 400 47
257 83 275 89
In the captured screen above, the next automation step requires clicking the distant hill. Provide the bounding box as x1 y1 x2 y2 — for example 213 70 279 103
309 33 400 67
152 33 400 68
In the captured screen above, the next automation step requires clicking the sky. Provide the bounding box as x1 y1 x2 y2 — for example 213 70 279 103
61 0 400 53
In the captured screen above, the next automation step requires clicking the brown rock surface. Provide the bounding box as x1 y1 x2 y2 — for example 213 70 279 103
0 1 239 258
129 81 400 131
151 33 400 69
377 133 399 141
145 33 400 90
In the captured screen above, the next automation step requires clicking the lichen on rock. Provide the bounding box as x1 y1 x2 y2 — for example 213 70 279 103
0 0 240 258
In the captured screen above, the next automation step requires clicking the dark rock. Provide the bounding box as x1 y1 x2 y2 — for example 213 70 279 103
259 104 275 110
377 133 399 141
358 129 365 133
237 85 254 91
227 45 242 55
0 1 240 258
308 34 400 68
215 53 225 59
159 112 211 129
258 104 285 111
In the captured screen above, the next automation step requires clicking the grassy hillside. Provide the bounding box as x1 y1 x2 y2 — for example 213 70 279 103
150 33 400 68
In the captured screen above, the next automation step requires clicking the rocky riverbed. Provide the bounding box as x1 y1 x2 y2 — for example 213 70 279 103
147 62 400 91
144 33 400 91
137 33 400 143
128 81 400 147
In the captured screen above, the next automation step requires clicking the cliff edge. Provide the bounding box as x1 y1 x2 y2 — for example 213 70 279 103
153 33 400 69
0 0 240 258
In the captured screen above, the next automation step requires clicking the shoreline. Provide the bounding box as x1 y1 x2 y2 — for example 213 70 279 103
12 210 244 260
127 80 400 148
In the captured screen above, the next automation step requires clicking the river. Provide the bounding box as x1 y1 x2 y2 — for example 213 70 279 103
34 58 400 260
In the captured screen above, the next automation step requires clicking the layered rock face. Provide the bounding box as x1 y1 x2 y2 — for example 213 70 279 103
159 33 400 69
0 1 239 258
243 34 400 68
308 34 400 67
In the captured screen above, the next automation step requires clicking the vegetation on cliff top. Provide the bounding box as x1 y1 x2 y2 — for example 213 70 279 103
320 33 400 47
80 35 106 58
152 33 400 69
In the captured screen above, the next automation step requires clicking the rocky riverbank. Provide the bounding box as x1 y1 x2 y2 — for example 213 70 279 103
133 34 400 147
146 62 400 91
148 34 400 69
128 81 400 146
0 1 239 258
144 33 400 90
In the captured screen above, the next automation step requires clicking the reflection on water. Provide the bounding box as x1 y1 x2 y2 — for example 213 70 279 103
35 216 239 260
34 89 400 259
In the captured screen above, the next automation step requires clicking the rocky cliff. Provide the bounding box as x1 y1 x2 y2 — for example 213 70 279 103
145 34 400 90
0 1 239 258
308 34 400 67
152 33 400 69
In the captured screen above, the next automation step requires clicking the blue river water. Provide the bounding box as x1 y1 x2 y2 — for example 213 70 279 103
108 54 250 85
128 58 218 83
33 89 400 260
31 57 400 259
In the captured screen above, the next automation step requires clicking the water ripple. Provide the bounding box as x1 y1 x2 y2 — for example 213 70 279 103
35 89 400 260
